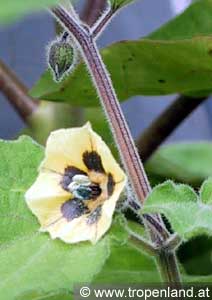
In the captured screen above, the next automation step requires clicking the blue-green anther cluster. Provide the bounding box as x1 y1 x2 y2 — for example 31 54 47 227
48 35 74 82
74 185 92 200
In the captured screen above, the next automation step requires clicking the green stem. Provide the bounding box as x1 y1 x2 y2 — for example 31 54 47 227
156 250 181 284
164 234 182 251
126 226 158 256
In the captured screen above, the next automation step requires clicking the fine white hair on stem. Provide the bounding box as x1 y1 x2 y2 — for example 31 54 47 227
91 1 113 39
59 0 80 20
91 0 138 39
125 182 142 209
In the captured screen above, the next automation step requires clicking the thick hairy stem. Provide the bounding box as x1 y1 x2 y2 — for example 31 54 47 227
137 95 207 162
60 0 109 44
156 250 181 284
52 5 182 283
0 61 38 121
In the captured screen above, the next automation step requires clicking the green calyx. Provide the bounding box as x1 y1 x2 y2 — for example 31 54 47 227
48 37 75 82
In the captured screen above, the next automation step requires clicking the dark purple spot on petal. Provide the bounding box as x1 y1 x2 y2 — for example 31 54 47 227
107 173 115 196
61 198 89 221
83 151 105 173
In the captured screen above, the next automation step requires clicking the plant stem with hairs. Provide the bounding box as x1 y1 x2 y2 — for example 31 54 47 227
51 4 181 283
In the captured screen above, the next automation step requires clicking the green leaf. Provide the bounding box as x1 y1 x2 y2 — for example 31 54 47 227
145 143 212 187
0 136 117 299
94 225 161 284
149 0 212 41
142 181 212 241
109 0 135 10
0 234 110 299
31 0 212 106
0 136 44 244
200 177 212 204
0 0 58 24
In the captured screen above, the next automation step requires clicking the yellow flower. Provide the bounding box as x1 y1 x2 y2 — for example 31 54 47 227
25 123 126 244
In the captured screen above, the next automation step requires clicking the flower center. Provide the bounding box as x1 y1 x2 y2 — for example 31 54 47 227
68 174 101 200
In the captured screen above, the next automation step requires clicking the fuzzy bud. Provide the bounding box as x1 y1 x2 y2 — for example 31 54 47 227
48 34 75 82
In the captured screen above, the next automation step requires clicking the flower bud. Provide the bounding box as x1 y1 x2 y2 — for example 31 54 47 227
48 34 75 82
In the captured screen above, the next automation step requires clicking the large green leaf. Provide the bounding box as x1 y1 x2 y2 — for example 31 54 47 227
149 0 212 41
145 143 212 187
0 136 122 299
0 0 58 24
0 234 110 299
0 136 44 244
142 181 212 241
94 239 161 284
30 0 212 106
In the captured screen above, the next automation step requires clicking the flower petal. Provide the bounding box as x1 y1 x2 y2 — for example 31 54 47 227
87 126 126 183
25 171 70 226
40 123 93 173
